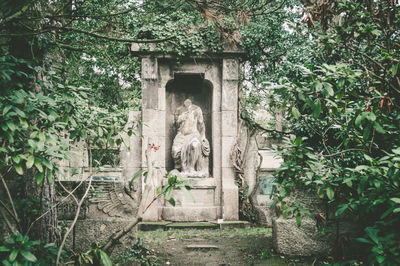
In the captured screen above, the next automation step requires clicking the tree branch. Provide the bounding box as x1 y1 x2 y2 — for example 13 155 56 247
0 0 36 27
53 26 174 43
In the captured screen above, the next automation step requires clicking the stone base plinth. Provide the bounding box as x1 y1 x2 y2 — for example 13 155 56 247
160 178 218 221
161 206 218 221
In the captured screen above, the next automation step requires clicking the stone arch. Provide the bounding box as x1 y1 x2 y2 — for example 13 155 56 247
165 74 213 175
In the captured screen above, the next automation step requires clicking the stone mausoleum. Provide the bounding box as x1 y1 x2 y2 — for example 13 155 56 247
131 46 245 222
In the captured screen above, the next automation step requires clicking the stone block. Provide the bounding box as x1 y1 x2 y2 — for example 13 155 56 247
120 140 142 169
169 188 215 207
161 206 218 221
162 177 216 188
122 167 142 184
142 109 166 137
142 188 162 221
62 219 137 252
221 81 238 111
141 136 165 168
221 167 235 183
217 221 251 229
223 59 239 80
259 150 283 170
221 111 238 137
222 185 239 220
142 80 160 109
142 57 158 80
272 216 333 256
221 167 238 220
221 137 235 168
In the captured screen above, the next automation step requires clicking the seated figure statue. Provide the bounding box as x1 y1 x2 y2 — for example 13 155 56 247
171 99 210 177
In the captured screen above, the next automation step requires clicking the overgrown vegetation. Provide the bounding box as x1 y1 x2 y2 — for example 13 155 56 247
1 0 399 265
264 1 400 264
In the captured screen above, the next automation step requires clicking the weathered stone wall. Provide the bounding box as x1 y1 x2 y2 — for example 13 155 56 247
55 110 142 252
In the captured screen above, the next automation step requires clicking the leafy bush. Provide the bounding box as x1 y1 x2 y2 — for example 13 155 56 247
114 238 157 266
0 233 66 266
265 1 400 264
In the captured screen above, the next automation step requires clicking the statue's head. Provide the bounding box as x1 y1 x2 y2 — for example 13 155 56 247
184 99 192 107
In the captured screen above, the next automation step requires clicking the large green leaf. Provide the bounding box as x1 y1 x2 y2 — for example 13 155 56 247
313 99 322 118
373 122 385 134
14 164 23 175
36 172 44 185
8 249 18 262
20 250 37 262
291 107 300 120
99 249 113 266
326 187 334 200
26 156 34 169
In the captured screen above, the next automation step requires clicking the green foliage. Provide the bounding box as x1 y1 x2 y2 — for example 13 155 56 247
76 242 112 266
0 233 38 266
113 238 157 266
0 233 66 266
263 1 400 264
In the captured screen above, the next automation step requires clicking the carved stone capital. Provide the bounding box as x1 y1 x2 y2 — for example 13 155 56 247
222 59 239 81
142 58 158 80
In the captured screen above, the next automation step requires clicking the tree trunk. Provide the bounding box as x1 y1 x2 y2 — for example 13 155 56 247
22 170 58 244
6 0 59 245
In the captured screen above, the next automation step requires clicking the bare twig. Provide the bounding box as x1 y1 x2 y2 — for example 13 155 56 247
25 174 88 235
0 207 17 234
320 148 363 157
0 199 19 226
0 173 21 231
56 175 93 266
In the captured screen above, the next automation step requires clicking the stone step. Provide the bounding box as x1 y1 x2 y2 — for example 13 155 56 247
138 221 250 231
186 244 219 250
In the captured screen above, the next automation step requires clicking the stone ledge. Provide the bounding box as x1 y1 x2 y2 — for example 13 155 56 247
259 149 283 170
130 43 246 59
162 177 217 188
138 221 251 231
166 222 219 230
138 222 173 231
161 206 218 222
212 221 251 229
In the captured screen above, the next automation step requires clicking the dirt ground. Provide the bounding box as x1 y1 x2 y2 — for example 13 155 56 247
133 227 316 266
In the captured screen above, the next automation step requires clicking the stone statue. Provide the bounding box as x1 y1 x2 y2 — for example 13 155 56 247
172 99 210 177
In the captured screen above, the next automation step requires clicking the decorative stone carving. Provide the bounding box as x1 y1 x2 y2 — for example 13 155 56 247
142 58 158 80
172 99 210 178
223 59 239 80
89 182 137 217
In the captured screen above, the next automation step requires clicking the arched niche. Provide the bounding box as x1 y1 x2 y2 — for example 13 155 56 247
165 73 213 174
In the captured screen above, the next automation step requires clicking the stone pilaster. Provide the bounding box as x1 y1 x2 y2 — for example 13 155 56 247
221 58 239 220
141 57 164 221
